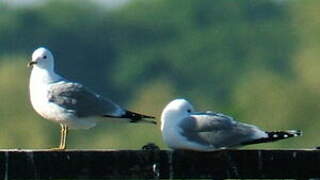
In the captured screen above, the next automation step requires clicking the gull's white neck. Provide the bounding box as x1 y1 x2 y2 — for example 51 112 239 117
161 111 183 131
161 110 193 150
30 66 61 85
29 65 63 119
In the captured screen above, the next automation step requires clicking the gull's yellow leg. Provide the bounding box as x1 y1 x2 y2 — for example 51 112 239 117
59 124 64 148
60 125 68 150
50 124 65 150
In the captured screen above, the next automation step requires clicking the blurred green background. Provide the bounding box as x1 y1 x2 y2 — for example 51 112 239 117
0 0 318 150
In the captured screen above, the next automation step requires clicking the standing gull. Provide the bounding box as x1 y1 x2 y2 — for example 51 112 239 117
161 99 301 151
28 47 156 150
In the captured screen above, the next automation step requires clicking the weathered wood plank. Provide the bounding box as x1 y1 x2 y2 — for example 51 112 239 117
0 149 319 179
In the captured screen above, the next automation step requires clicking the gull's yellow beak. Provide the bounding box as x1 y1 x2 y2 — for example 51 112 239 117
28 61 37 67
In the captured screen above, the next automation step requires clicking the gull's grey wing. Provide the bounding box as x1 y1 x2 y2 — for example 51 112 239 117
180 112 236 132
179 112 263 148
47 81 122 117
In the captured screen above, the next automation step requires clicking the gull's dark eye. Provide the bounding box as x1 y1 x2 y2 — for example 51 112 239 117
187 109 191 113
43 55 47 59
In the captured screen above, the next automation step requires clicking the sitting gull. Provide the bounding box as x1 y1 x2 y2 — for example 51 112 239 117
161 99 301 151
28 47 156 150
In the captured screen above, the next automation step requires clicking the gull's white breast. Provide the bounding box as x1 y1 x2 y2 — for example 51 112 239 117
29 68 97 129
161 113 211 151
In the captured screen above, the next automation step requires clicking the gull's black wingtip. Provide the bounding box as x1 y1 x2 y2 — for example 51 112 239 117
124 110 157 125
102 110 157 124
241 130 302 146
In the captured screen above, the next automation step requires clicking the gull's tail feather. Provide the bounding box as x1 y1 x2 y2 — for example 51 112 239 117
103 110 157 125
241 130 302 146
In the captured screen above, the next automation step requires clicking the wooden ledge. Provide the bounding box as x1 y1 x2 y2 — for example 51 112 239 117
0 149 319 179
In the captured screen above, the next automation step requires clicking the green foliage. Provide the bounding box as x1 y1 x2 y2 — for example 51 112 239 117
0 0 317 149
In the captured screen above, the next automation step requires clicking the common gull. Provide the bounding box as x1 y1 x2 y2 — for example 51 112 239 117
28 47 156 150
161 99 301 151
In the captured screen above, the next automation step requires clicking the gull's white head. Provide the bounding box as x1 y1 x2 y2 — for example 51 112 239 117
28 47 54 70
161 99 194 130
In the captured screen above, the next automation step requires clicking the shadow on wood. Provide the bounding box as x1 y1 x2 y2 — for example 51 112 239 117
0 149 319 179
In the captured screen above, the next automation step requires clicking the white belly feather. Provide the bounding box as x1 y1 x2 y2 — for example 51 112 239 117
29 70 97 130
